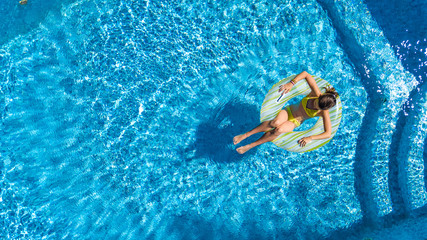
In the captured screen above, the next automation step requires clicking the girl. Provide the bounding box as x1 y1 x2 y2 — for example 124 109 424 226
233 71 339 154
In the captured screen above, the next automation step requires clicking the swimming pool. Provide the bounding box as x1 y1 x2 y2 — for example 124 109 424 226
0 0 426 239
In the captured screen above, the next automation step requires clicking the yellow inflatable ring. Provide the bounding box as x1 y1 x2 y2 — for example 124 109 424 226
260 75 342 153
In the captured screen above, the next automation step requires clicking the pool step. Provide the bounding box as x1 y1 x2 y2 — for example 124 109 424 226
317 0 418 222
394 84 427 212
363 0 427 216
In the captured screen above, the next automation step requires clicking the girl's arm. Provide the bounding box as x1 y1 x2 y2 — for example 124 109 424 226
279 71 322 96
311 110 332 139
298 110 332 147
291 71 322 97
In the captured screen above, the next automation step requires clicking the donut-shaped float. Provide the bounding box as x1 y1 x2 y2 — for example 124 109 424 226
260 75 342 152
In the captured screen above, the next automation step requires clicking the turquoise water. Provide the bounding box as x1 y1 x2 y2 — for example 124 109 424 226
0 0 426 239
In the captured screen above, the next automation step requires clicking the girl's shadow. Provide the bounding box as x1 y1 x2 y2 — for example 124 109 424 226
187 100 261 163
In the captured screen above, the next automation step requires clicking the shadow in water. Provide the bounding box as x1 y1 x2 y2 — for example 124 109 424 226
187 100 261 163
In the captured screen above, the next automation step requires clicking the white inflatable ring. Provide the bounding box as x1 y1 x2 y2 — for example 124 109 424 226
260 75 342 153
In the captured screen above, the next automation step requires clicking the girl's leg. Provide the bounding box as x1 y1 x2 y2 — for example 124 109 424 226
236 121 295 154
233 110 289 145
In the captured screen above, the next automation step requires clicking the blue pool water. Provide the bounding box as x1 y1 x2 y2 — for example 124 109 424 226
0 0 426 239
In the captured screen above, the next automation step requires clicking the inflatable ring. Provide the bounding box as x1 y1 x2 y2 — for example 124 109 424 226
260 75 342 153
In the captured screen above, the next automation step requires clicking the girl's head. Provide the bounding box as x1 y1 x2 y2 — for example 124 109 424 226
318 87 338 110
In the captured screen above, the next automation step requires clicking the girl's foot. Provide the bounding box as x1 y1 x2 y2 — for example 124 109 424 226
233 134 247 145
236 145 250 154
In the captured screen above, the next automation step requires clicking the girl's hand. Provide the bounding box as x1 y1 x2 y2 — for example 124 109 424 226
278 82 294 95
298 136 312 147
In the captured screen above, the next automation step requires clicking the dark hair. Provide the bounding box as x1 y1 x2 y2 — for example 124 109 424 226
318 86 338 110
